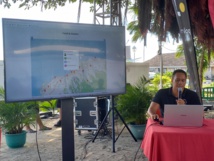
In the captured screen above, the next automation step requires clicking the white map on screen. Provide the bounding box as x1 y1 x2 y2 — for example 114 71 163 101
31 38 106 96
3 19 126 102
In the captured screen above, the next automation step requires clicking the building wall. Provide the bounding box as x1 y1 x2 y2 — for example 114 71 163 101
126 62 149 85
0 60 4 88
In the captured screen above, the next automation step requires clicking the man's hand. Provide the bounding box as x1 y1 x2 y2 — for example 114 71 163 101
150 114 159 120
176 99 186 105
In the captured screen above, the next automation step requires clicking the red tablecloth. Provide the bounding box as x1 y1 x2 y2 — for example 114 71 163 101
141 118 214 161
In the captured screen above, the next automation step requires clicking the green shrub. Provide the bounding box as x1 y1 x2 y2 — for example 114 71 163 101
0 87 37 134
116 76 153 124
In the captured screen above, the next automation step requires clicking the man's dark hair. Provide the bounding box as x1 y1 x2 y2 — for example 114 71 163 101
172 69 187 78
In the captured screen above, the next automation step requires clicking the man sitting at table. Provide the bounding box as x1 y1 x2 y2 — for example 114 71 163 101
147 69 201 120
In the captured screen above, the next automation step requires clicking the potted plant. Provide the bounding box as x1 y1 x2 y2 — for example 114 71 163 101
115 76 154 139
0 87 37 148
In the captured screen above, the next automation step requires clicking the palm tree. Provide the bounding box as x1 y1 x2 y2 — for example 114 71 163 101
137 0 214 50
127 0 214 97
176 39 214 87
2 0 214 49
127 3 144 43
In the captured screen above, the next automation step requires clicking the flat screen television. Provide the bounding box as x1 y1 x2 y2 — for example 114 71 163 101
2 18 126 102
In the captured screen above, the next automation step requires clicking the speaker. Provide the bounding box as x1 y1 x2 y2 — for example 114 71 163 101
74 97 98 130
74 97 109 130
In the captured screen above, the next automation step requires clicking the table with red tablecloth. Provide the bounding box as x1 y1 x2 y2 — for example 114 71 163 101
141 118 214 161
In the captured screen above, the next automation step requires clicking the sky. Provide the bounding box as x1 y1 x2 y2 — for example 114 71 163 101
0 1 181 62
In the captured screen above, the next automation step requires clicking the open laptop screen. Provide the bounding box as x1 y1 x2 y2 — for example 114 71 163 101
163 105 204 127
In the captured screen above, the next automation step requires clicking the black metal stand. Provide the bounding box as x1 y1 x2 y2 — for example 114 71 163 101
61 98 75 161
92 95 137 152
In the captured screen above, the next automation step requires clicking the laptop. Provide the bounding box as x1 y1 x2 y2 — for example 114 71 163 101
163 105 204 127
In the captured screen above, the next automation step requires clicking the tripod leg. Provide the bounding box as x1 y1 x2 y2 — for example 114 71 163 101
115 125 126 142
92 108 112 142
114 107 137 142
111 101 116 152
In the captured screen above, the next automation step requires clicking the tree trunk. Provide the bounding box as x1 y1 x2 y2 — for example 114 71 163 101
77 0 82 23
198 52 204 87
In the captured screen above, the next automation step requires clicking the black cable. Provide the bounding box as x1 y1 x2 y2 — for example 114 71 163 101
84 129 111 140
79 128 112 160
35 122 42 161
133 141 143 161
133 122 160 161
80 139 92 161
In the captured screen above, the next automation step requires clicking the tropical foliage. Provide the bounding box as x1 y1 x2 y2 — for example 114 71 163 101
126 3 144 43
127 1 214 97
39 100 57 114
2 0 213 50
151 72 171 89
1 0 130 29
2 0 80 9
176 38 214 87
116 76 153 125
137 0 214 50
0 87 37 134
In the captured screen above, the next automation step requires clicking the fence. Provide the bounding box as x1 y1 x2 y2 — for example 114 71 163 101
202 87 214 101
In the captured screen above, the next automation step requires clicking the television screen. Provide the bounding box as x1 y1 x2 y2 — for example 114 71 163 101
2 18 126 102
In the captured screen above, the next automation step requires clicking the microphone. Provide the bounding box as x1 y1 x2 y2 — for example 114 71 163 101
178 87 182 99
